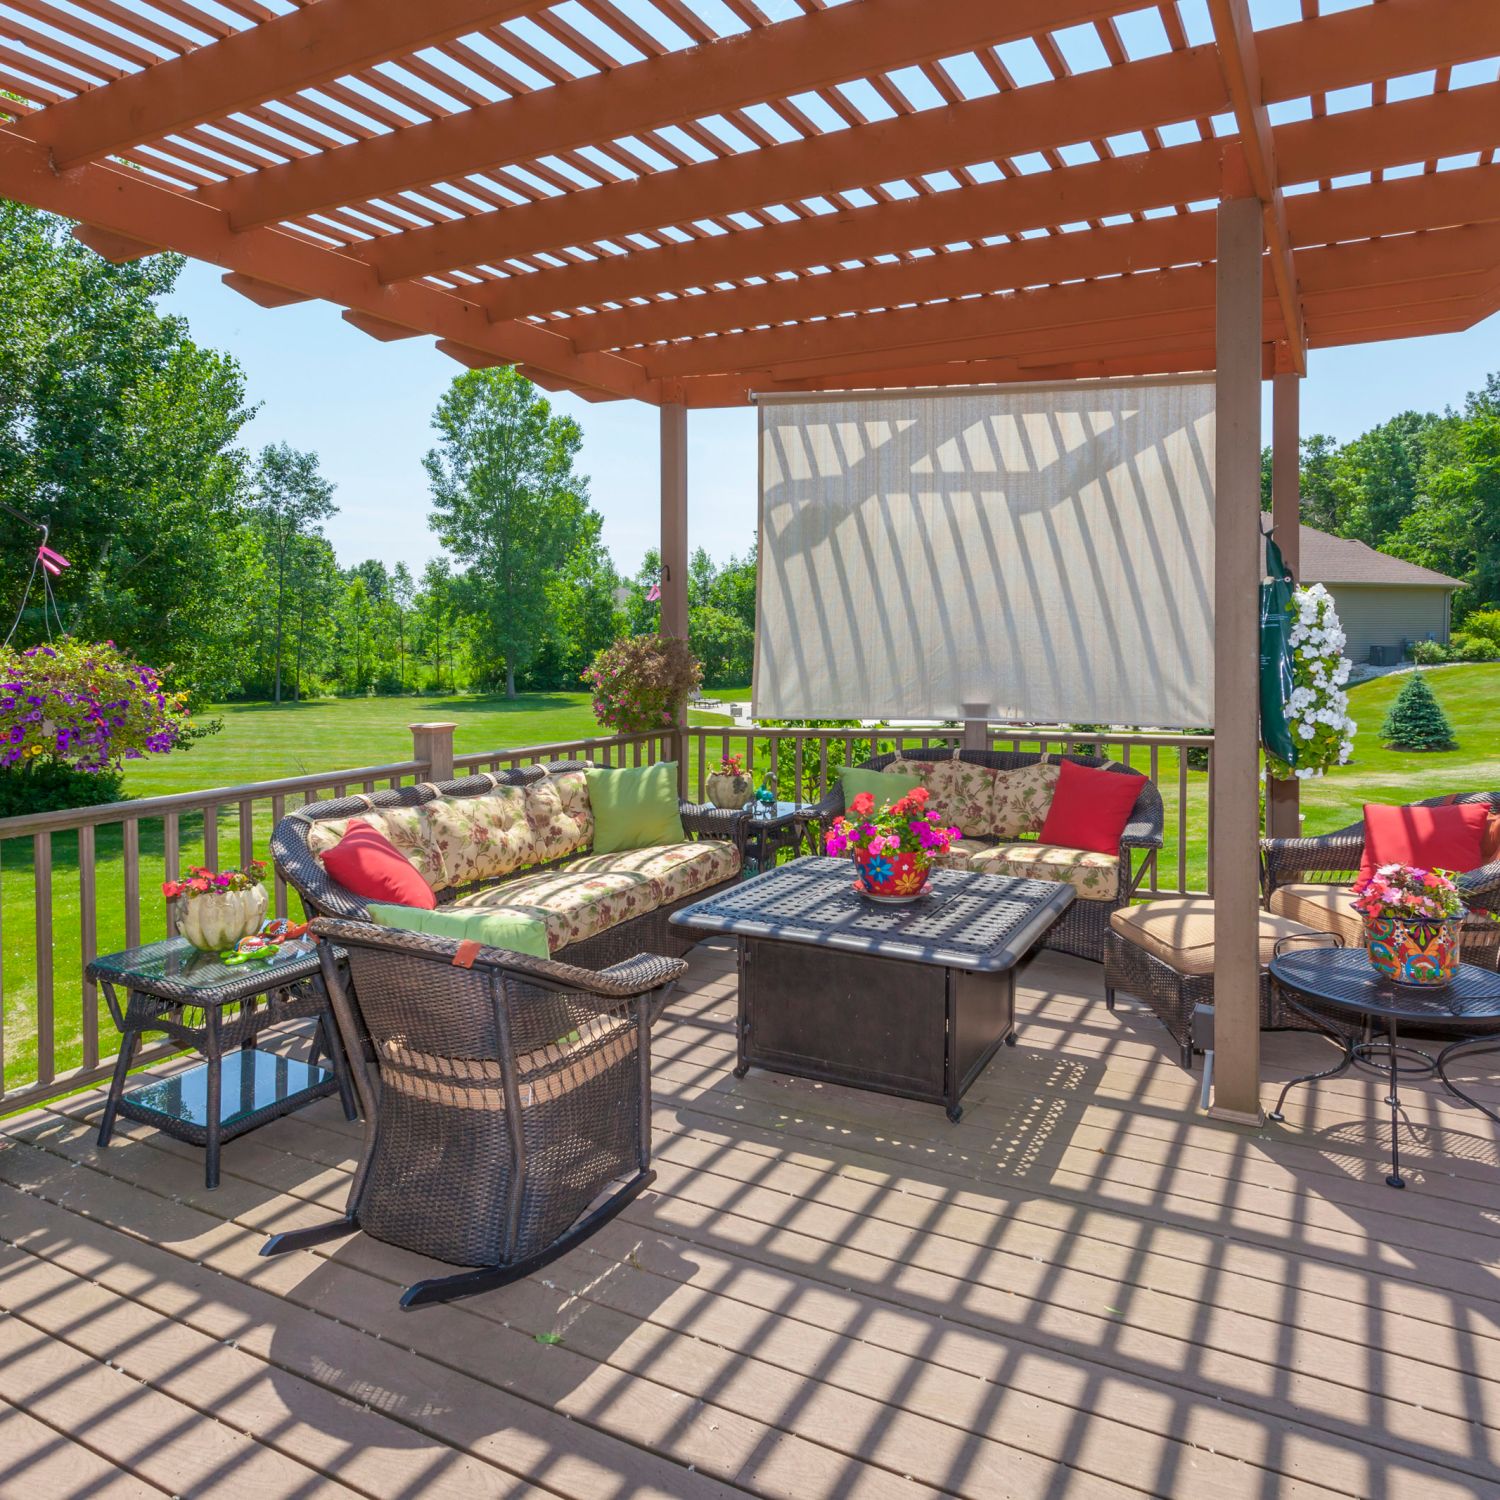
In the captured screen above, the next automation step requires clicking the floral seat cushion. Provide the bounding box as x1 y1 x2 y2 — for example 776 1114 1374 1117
968 840 1120 901
304 805 448 891
568 839 742 903
449 867 658 952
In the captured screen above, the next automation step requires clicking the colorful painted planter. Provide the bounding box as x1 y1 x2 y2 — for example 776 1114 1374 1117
1363 914 1463 987
853 848 931 902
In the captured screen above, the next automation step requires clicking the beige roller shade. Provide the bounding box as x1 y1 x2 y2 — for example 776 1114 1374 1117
753 376 1217 728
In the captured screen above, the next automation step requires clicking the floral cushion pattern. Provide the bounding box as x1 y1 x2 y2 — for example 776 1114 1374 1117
885 754 962 830
304 806 447 890
525 771 594 864
569 839 742 903
968 840 1120 901
449 868 657 952
990 761 1062 838
423 784 534 888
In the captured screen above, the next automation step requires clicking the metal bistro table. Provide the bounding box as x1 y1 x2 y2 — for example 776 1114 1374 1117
671 855 1074 1122
88 936 358 1188
1269 946 1500 1189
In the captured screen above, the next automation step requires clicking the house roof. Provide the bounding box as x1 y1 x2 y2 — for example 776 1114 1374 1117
0 0 1496 405
1297 525 1464 590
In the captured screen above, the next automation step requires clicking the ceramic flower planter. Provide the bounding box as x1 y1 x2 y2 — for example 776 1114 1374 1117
706 771 753 811
177 884 269 952
1363 914 1462 987
853 847 931 902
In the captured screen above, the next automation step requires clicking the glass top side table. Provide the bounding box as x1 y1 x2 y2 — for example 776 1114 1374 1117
86 936 357 1189
741 799 817 874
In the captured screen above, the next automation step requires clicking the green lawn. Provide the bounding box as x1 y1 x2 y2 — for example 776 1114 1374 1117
4 667 1495 1097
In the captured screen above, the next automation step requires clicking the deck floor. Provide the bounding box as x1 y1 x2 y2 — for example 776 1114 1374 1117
4 939 1500 1498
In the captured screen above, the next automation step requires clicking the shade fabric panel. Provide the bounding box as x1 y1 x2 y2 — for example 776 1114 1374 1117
753 378 1217 727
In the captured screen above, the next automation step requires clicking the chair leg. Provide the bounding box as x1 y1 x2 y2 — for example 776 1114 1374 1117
1104 985 1116 1012
1199 1050 1215 1112
399 1169 656 1310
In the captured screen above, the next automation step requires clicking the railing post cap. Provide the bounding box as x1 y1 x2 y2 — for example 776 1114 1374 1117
409 721 458 731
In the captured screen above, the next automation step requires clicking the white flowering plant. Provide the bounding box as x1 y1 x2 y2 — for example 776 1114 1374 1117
1267 583 1356 781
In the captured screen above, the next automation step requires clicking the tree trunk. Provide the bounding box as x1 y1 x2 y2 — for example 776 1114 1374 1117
272 535 286 705
505 661 516 699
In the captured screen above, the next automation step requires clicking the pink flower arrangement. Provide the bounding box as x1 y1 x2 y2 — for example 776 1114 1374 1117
825 786 961 867
1351 863 1473 925
163 861 267 902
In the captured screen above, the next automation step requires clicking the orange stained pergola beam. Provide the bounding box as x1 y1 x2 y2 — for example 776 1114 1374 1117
366 45 1230 283
1208 0 1304 372
364 0 1499 286
633 225 1495 382
563 165 1500 353
0 124 652 402
26 0 556 172
476 79 1500 324
213 0 1133 232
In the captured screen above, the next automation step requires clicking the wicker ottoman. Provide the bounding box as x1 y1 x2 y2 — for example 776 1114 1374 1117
1103 898 1327 1070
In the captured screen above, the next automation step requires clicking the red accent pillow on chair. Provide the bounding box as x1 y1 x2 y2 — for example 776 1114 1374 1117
1038 759 1148 855
322 819 437 909
1357 801 1489 883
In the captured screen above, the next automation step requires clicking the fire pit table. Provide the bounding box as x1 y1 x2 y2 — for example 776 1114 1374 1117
670 855 1074 1122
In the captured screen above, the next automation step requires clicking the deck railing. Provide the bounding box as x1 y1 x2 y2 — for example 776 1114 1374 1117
1 718 1212 1113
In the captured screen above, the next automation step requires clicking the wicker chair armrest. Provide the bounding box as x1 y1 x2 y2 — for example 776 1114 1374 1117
1119 820 1163 850
680 803 749 858
1459 862 1500 911
1261 833 1364 894
311 917 687 998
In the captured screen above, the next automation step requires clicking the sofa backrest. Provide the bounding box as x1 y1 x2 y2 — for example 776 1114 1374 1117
272 761 596 919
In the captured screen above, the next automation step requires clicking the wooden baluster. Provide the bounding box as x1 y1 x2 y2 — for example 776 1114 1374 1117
271 795 288 919
239 799 254 870
0 840 6 1088
163 809 180 935
202 802 218 873
1148 745 1161 894
79 824 99 1071
793 738 804 805
34 831 54 1087
123 819 141 950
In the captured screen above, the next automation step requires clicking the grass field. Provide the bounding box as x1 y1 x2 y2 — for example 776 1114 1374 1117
4 667 1495 1096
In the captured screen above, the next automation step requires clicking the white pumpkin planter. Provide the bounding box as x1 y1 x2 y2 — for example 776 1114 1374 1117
177 884 269 951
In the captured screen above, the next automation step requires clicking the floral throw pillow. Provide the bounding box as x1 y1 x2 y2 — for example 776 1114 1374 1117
991 760 1062 838
424 786 534 888
526 770 594 864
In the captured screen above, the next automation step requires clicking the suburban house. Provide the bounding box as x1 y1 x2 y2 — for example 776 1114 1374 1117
1296 523 1463 663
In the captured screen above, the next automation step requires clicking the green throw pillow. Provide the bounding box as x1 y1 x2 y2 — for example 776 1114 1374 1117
586 762 687 853
840 764 921 811
367 901 550 959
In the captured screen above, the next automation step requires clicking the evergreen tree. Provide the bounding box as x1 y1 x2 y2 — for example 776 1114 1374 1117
1380 671 1457 751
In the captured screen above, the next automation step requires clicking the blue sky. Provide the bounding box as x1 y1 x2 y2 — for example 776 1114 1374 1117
162 260 1500 578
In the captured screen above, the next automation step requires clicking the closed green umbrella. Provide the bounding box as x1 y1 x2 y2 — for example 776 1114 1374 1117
1259 530 1298 770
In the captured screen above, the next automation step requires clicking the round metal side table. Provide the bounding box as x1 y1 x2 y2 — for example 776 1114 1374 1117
1267 946 1500 1189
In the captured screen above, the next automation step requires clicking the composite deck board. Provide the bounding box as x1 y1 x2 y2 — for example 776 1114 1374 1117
2 941 1498 1498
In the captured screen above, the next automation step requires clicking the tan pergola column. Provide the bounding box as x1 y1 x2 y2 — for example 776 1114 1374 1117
1209 192 1266 1124
660 402 690 789
1266 368 1303 839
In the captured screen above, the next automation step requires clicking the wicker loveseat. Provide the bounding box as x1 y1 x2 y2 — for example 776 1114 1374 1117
1262 791 1500 970
809 749 1164 962
271 762 746 971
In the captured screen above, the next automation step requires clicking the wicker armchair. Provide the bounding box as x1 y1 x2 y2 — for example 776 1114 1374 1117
1261 792 1500 971
261 917 684 1308
807 749 1164 962
270 761 746 973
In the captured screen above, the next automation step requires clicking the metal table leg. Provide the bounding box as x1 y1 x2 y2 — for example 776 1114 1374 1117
1267 991 1356 1122
1384 1017 1405 1189
1435 1034 1500 1124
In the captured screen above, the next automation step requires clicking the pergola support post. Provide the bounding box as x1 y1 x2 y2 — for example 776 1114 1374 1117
1209 193 1266 1125
660 402 690 794
1266 367 1303 839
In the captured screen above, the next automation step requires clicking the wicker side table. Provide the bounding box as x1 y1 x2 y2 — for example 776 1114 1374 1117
87 937 357 1189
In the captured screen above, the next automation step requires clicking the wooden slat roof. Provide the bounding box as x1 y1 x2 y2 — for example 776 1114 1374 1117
1 0 1496 405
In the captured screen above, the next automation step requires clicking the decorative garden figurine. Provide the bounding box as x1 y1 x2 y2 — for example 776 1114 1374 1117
755 771 778 818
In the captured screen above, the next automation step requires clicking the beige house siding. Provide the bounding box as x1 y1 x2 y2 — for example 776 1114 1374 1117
1328 584 1452 662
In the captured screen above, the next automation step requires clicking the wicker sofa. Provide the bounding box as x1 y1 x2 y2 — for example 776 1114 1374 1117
270 762 746 971
1261 791 1500 970
808 749 1164 962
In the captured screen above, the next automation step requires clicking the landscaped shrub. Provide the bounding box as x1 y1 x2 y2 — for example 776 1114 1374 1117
584 633 701 734
1410 633 1498 665
1460 610 1500 648
0 638 192 812
1411 639 1449 665
1380 671 1457 751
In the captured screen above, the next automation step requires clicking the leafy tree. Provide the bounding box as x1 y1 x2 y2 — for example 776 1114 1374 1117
425 368 591 698
391 561 415 691
251 443 336 703
1380 671 1456 751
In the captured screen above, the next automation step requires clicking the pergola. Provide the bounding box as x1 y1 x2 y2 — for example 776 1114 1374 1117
2 0 1497 1119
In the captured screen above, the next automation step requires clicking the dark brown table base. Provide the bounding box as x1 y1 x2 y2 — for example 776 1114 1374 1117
736 936 1015 1122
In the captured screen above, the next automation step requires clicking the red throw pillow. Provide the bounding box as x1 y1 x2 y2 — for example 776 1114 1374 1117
1038 759 1147 856
1357 801 1489 883
322 819 436 909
